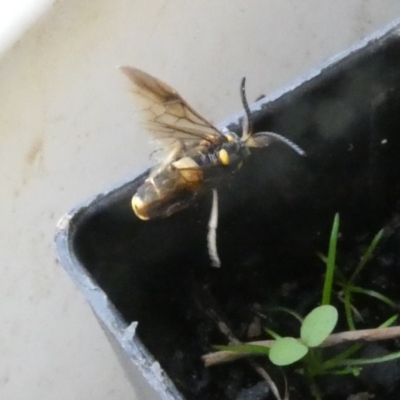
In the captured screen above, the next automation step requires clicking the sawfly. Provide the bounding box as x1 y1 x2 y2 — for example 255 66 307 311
121 66 305 266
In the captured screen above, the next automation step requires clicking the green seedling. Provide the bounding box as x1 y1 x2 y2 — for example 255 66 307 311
209 214 400 400
269 305 338 366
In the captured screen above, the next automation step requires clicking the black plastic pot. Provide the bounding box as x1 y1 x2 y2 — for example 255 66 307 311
56 21 400 400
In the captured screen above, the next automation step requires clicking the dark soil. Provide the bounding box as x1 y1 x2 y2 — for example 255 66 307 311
134 210 400 400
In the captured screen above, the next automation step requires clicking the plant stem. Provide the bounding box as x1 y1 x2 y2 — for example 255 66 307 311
304 360 323 400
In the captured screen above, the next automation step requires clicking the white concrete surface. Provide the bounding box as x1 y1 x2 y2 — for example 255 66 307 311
0 0 52 54
1 1 400 399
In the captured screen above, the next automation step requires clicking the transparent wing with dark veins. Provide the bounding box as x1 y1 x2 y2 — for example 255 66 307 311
120 66 225 153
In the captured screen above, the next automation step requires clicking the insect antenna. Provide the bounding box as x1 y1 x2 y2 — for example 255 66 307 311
239 77 306 156
253 131 306 156
240 77 252 141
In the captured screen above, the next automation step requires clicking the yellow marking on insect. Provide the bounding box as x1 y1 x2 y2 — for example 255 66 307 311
218 149 230 165
225 133 235 142
131 195 150 220
172 157 203 186
172 157 199 170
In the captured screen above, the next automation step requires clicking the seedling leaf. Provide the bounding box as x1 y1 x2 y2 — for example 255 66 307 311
269 337 308 366
301 305 338 347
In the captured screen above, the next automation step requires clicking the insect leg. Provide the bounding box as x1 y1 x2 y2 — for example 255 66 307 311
207 189 221 268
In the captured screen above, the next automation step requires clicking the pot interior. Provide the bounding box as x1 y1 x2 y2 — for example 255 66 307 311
70 30 400 399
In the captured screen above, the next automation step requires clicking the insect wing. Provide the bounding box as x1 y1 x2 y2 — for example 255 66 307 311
120 66 225 153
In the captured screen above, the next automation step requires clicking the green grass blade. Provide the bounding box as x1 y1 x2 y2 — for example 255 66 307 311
323 343 362 369
348 229 384 284
335 350 400 367
318 252 347 285
328 367 362 376
323 213 340 305
264 328 282 340
269 306 304 323
380 315 398 328
348 286 397 308
344 290 356 331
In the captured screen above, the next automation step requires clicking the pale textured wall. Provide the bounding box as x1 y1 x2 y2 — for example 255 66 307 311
1 1 400 399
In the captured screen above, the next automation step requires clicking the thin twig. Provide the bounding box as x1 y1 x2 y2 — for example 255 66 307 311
202 325 400 367
320 325 400 346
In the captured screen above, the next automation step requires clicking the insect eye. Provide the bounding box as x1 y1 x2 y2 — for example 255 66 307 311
218 149 230 165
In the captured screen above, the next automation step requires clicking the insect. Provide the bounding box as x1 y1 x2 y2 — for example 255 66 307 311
121 67 305 266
